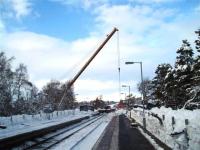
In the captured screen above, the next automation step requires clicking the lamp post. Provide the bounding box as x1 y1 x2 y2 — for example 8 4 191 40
125 61 146 129
122 85 130 108
121 92 126 100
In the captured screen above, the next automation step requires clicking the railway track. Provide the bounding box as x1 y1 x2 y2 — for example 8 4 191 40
69 122 103 150
11 114 105 150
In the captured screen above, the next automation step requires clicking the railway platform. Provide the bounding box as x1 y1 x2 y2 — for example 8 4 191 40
93 114 155 150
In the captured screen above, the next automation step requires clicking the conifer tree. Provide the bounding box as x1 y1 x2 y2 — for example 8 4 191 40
193 29 200 86
195 29 200 50
164 68 177 106
151 63 172 104
174 40 194 107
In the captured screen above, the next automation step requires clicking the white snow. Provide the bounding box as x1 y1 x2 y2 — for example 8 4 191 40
51 112 116 150
130 107 200 150
0 109 95 140
138 127 164 150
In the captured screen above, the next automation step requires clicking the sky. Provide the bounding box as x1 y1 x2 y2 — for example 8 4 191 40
0 0 200 102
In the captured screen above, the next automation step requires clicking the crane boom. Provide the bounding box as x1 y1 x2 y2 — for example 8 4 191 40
68 27 118 87
58 27 118 109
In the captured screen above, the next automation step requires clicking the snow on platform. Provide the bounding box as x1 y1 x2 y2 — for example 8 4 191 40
0 109 94 140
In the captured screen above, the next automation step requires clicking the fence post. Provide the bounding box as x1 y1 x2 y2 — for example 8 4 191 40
73 109 75 115
185 119 189 126
184 119 190 148
162 115 165 121
48 113 50 120
172 116 175 130
10 116 13 124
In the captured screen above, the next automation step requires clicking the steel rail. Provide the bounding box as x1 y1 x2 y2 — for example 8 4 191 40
70 121 103 150
0 116 90 149
22 115 105 150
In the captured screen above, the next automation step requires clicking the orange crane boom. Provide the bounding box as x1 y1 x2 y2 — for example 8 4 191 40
58 27 118 108
68 27 118 87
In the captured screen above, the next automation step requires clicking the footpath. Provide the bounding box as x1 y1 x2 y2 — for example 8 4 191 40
93 114 155 150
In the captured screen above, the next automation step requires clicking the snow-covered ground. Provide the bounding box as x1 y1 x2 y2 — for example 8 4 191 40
0 109 127 150
52 112 116 150
0 109 94 139
130 107 200 150
138 127 164 150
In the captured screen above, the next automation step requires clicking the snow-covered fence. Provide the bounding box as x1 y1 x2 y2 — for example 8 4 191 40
130 107 200 150
0 109 79 127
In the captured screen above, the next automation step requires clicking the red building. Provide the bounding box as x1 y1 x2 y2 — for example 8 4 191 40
117 100 125 109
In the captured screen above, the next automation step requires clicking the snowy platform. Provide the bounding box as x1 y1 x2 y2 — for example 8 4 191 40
0 110 93 140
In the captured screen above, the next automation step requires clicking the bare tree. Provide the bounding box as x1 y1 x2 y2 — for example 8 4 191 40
0 52 14 116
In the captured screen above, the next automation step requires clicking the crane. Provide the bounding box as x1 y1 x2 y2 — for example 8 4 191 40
58 27 119 108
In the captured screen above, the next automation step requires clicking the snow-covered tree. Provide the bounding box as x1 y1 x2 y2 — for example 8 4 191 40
193 29 200 86
43 80 62 110
164 68 177 106
174 40 194 107
12 64 35 114
60 82 75 109
13 64 29 101
195 29 200 50
151 63 172 104
183 29 200 108
0 52 14 116
42 80 75 110
137 78 153 103
27 85 40 114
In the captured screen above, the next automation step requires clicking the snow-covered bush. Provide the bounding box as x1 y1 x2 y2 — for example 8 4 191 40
130 107 200 150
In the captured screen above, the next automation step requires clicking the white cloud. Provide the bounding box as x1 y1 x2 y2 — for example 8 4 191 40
0 0 32 20
0 19 5 34
94 4 176 35
1 30 119 84
75 79 140 101
1 29 125 101
129 0 180 4
195 4 200 13
51 0 109 10
75 79 117 92
34 79 50 90
94 3 199 59
10 0 32 19
2 32 78 78
0 19 6 45
77 92 120 102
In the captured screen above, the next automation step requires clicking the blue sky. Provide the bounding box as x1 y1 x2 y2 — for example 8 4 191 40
0 0 200 101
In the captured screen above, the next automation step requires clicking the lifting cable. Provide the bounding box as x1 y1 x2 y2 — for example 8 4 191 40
117 31 121 102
